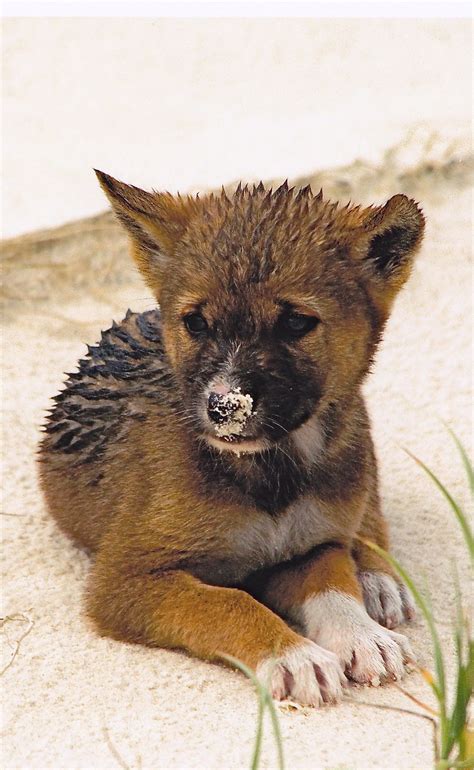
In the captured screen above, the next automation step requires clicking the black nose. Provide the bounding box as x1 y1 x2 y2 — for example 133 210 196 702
207 389 257 425
207 392 227 425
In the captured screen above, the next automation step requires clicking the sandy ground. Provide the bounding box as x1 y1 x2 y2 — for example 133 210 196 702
2 17 471 238
1 141 473 769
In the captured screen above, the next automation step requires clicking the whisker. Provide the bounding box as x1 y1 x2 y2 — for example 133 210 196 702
264 415 290 435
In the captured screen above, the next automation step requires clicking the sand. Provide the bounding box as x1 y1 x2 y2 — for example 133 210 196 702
3 17 471 239
2 138 473 769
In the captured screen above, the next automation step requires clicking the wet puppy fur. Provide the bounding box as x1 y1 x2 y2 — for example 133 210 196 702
39 174 424 704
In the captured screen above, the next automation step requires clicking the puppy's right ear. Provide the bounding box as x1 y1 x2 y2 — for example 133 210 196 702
95 170 198 293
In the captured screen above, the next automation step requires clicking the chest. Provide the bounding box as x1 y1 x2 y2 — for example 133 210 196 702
223 495 341 583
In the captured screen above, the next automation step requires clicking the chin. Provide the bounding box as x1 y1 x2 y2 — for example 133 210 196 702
204 434 269 455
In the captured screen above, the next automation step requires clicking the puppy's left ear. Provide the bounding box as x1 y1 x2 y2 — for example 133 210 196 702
348 194 425 317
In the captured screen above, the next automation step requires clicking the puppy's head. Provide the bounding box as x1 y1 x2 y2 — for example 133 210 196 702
96 172 424 454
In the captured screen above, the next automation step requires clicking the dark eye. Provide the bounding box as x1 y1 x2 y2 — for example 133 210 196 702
184 312 208 335
280 312 319 337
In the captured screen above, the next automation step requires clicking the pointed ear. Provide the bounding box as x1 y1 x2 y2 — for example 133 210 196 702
94 170 197 294
347 194 425 317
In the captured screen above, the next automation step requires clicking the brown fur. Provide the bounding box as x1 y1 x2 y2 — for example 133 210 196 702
39 173 424 695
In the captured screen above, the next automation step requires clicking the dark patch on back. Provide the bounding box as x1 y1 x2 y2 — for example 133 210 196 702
43 309 175 467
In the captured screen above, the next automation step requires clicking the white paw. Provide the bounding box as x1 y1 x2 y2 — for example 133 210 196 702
359 570 416 629
303 591 415 685
256 639 346 707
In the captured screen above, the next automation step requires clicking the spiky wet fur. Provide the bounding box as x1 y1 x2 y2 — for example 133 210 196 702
39 178 424 703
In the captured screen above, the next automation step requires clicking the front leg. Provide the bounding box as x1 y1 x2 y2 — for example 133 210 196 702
246 544 414 685
86 541 345 707
353 499 415 629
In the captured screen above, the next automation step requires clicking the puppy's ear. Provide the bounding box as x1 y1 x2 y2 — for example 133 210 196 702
95 170 198 294
347 194 425 318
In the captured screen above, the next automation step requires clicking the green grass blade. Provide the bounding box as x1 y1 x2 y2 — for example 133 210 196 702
448 672 471 761
437 760 474 769
358 538 447 707
265 695 285 770
222 654 285 770
403 448 474 564
251 693 265 770
445 645 470 758
221 656 266 770
444 564 472 758
445 426 474 498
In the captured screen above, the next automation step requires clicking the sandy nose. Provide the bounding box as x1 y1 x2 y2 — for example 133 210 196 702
207 392 228 424
207 389 255 432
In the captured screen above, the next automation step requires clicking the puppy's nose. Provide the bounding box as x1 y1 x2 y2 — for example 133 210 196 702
207 392 228 424
207 389 254 425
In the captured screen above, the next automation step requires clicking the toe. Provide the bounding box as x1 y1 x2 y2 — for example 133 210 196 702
360 570 384 623
313 660 345 703
379 576 405 629
348 643 387 685
376 636 406 681
268 663 289 701
360 571 409 629
400 583 417 622
387 629 416 665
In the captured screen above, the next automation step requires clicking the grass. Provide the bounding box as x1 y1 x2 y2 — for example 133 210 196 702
221 655 285 770
362 431 473 769
229 430 473 770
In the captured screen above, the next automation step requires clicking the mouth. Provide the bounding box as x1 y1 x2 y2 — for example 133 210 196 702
203 433 267 454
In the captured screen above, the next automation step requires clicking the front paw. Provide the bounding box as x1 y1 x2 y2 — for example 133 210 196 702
256 639 346 707
302 591 415 685
359 570 416 629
